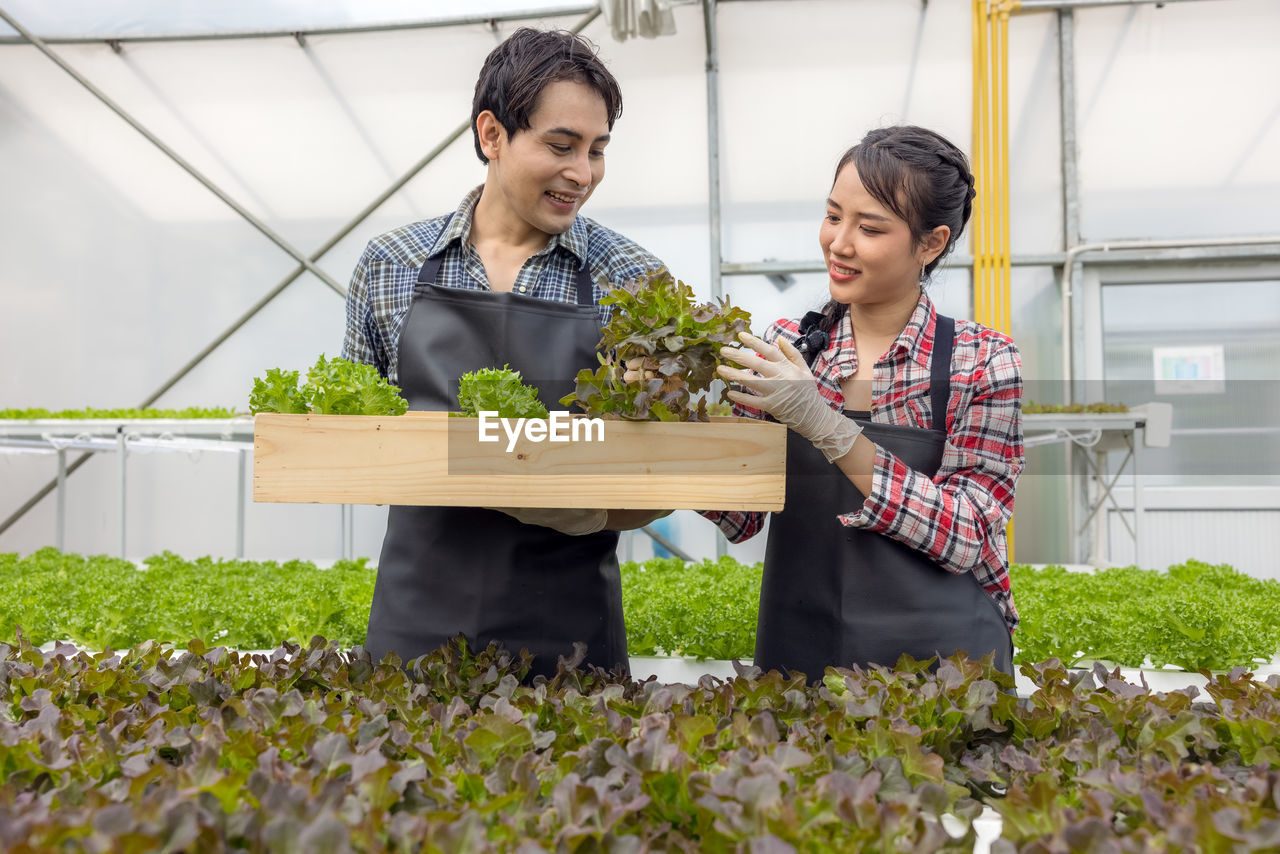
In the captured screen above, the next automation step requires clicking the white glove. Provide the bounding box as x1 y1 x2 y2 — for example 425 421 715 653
490 506 608 536
717 332 863 463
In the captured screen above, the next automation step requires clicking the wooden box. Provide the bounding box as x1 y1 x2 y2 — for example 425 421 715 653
253 411 786 511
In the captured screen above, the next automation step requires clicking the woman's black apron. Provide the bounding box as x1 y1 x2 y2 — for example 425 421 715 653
755 315 1013 681
364 243 627 680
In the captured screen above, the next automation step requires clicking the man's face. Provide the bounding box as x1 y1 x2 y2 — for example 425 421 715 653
483 80 611 239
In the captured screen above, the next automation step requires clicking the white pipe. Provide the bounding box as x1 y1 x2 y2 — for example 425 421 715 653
1060 235 1280 388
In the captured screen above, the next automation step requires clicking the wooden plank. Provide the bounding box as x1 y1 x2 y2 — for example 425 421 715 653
253 411 786 511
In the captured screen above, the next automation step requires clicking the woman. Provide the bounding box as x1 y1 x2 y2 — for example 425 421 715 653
707 125 1023 680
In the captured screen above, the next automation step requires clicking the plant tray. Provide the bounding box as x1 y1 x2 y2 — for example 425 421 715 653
253 411 786 511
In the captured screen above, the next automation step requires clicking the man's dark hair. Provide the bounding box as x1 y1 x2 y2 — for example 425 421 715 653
471 28 623 164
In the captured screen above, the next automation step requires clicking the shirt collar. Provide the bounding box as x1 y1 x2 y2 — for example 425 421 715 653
427 185 589 269
891 289 937 368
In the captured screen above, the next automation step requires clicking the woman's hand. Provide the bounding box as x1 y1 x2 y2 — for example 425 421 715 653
717 332 863 463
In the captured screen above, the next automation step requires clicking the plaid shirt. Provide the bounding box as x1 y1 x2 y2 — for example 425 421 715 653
341 186 663 386
702 291 1024 634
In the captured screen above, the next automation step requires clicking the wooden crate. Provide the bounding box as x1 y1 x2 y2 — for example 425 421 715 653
253 411 786 511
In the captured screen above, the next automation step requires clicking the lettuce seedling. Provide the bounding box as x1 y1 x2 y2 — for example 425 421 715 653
249 355 407 416
455 365 549 419
248 368 309 415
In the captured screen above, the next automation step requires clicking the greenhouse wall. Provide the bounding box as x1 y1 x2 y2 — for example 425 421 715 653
2 0 1278 572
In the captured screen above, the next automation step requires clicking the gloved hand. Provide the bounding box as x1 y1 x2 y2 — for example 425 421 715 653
490 506 609 536
717 332 863 463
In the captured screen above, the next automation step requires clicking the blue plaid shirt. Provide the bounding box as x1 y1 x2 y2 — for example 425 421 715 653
341 186 664 385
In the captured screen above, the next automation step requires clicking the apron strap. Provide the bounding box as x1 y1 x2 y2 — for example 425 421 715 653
415 213 453 293
929 315 955 433
415 253 446 290
573 262 595 307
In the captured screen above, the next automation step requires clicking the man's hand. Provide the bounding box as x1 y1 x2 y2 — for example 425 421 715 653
717 332 862 463
490 507 608 536
621 356 656 384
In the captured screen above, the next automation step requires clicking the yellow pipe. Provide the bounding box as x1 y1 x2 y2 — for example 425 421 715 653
978 1 994 328
971 0 983 324
999 6 1012 335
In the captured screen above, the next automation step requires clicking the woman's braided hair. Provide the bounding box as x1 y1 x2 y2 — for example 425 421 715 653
815 125 977 338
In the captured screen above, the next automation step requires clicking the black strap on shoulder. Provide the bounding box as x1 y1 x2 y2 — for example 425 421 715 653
794 311 830 368
415 253 445 290
929 315 955 433
572 262 595 306
414 213 453 293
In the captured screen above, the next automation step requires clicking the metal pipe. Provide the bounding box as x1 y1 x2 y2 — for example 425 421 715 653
721 240 1280 278
642 524 694 563
1058 6 1081 402
703 0 727 560
0 7 347 297
56 449 66 550
1058 9 1081 252
703 0 723 302
236 448 247 559
0 5 598 46
1055 4 1083 561
117 430 128 558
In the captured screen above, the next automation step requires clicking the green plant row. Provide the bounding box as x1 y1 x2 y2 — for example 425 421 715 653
0 406 240 420
3 550 1278 672
621 556 761 660
2 634 1279 851
1010 561 1280 671
0 549 376 651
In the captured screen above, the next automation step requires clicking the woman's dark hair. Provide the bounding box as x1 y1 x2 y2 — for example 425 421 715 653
471 28 623 164
814 125 976 339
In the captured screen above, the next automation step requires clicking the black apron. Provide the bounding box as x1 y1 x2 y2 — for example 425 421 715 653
364 238 627 680
755 315 1013 681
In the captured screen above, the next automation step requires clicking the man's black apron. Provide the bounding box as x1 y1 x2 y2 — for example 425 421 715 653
755 315 1013 681
364 244 627 680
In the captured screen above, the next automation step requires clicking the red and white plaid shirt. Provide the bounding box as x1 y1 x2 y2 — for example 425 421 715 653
702 291 1024 634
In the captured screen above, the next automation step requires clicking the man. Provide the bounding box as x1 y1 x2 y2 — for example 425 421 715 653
341 28 667 680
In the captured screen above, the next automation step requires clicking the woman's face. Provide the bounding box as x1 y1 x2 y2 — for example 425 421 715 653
819 162 927 309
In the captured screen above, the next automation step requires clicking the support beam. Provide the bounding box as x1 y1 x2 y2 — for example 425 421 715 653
703 0 723 302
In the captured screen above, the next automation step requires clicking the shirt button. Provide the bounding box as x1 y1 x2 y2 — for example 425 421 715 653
518 285 527 293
